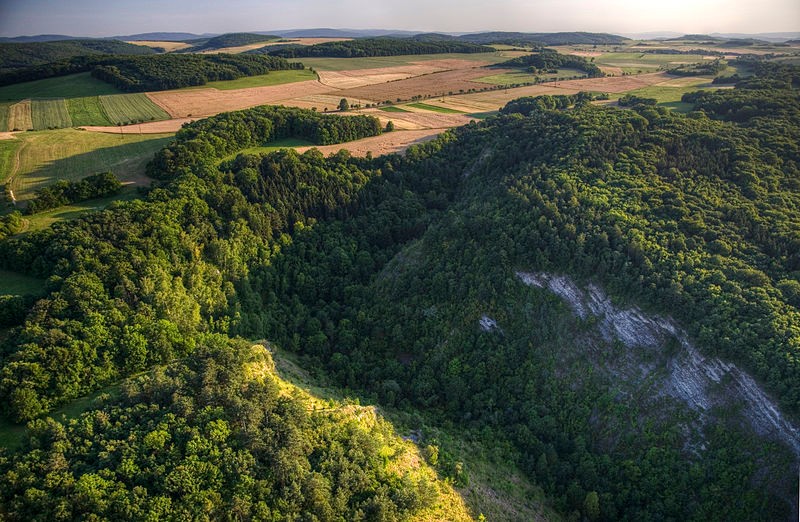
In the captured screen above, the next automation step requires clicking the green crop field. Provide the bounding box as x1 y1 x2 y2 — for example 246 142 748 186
67 96 113 126
379 106 410 113
475 68 586 86
291 51 513 71
99 93 170 125
407 102 465 114
7 129 173 203
0 72 122 102
31 99 73 130
201 69 317 90
595 52 714 74
615 80 720 112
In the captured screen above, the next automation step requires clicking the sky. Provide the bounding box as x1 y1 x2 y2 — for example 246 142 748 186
0 0 798 37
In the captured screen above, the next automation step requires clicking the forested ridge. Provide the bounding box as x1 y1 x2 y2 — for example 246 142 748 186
0 53 303 91
0 64 798 520
265 38 495 58
0 39 155 70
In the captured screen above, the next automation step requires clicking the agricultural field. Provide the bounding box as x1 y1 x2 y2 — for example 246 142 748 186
406 102 465 114
99 93 170 125
66 96 112 126
199 69 317 90
335 67 513 104
290 51 519 71
0 268 45 296
475 68 587 86
31 99 73 130
0 140 17 184
594 52 716 74
615 78 722 111
6 129 173 203
0 103 8 131
7 100 32 131
126 40 193 52
379 105 411 112
0 72 122 102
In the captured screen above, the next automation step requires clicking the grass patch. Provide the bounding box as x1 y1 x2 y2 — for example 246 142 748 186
0 268 45 296
468 111 498 119
8 129 172 204
379 106 411 113
24 188 143 232
407 102 465 114
31 99 73 130
0 72 122 102
616 81 719 111
67 96 112 126
221 137 314 162
99 93 170 125
7 100 32 131
202 69 317 90
476 68 586 86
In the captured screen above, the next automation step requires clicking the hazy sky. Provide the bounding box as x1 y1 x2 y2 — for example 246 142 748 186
0 0 798 37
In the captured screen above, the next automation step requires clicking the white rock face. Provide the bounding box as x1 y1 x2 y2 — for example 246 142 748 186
480 315 499 332
516 271 800 456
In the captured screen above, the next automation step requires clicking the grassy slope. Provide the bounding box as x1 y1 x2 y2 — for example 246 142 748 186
23 188 142 232
7 100 32 131
6 129 172 203
271 346 557 521
0 139 17 184
0 103 8 131
0 343 476 521
220 138 314 162
0 72 122 102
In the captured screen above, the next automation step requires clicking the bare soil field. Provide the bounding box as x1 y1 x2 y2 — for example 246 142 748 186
552 72 671 93
295 129 444 157
146 80 331 117
127 41 192 52
335 67 514 104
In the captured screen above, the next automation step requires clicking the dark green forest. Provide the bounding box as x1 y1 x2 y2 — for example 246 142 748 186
25 172 122 215
181 32 279 52
0 64 798 520
0 53 303 91
0 39 155 70
265 38 495 58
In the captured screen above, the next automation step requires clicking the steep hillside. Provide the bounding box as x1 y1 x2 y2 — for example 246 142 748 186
0 65 797 520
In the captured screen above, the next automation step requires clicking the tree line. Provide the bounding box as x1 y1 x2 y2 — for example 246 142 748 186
265 38 495 58
494 49 605 77
25 171 122 214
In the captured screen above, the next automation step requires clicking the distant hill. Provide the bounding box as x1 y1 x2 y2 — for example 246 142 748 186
182 32 279 52
0 34 85 43
266 37 494 58
113 32 214 41
458 31 629 45
270 28 420 38
0 39 156 69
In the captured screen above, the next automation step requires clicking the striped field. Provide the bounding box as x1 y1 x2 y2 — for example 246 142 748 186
31 99 73 130
0 103 9 131
8 101 32 131
67 96 112 126
99 93 170 125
